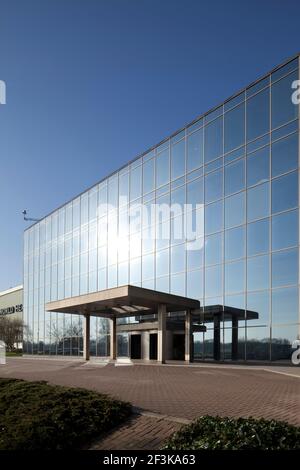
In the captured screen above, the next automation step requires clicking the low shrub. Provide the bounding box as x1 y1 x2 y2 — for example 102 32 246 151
0 378 131 450
163 415 300 450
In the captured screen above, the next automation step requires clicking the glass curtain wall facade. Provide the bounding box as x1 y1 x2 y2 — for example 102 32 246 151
23 55 300 361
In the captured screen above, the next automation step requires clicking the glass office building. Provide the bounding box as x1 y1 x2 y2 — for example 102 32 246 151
23 55 300 362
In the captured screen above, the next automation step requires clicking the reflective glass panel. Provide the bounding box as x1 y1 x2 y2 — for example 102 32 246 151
204 116 223 163
246 88 270 142
271 70 298 129
271 325 296 361
247 290 270 326
205 264 222 298
247 254 269 291
272 287 299 324
205 232 223 266
187 269 203 299
247 218 269 256
156 149 169 187
271 133 298 178
225 192 245 228
272 248 298 288
171 139 185 179
143 159 155 195
225 225 245 261
247 182 270 222
247 146 269 187
246 327 270 361
271 171 298 214
156 249 169 278
224 103 245 153
187 177 203 207
171 244 185 273
225 159 245 196
225 260 245 294
205 201 223 234
205 169 223 203
187 129 203 171
272 209 298 250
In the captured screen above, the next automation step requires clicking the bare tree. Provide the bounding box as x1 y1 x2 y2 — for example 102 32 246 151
0 317 24 352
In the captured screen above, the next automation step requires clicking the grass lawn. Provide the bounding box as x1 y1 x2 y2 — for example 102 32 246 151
0 378 131 450
163 415 300 450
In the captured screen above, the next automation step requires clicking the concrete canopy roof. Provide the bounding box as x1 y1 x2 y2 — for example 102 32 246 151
46 285 200 318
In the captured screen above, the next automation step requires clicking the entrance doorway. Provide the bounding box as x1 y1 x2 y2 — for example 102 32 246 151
173 334 185 360
149 333 158 360
130 334 141 359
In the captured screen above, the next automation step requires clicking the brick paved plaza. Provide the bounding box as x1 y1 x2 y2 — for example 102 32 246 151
1 358 299 449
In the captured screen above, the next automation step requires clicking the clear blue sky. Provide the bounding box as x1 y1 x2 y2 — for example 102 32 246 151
0 0 300 290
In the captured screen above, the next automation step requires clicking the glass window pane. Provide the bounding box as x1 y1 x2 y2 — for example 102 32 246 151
272 287 299 324
156 149 169 187
205 169 223 203
205 201 223 234
205 232 223 266
247 290 270 326
247 182 270 222
272 209 298 251
205 264 222 298
171 186 185 206
187 239 204 270
170 272 186 297
225 260 245 294
247 146 269 187
187 128 203 171
187 269 203 300
272 248 298 288
224 103 245 153
130 166 142 201
204 116 223 163
225 226 245 261
171 244 185 273
271 171 298 214
142 253 154 280
247 254 269 291
187 177 203 207
271 70 298 129
143 159 155 194
171 139 185 179
156 248 169 278
246 88 270 141
247 218 269 256
225 192 245 228
271 133 298 178
225 159 245 196
246 326 270 361
271 325 296 362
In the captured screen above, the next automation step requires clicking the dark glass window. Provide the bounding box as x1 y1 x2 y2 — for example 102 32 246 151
271 133 298 178
224 103 245 153
246 88 270 142
247 146 269 187
271 171 298 214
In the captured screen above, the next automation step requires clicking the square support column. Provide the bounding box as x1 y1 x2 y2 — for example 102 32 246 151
185 309 194 363
83 313 90 361
157 304 166 364
110 316 117 360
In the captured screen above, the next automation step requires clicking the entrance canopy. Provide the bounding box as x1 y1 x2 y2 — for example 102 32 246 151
46 285 200 318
